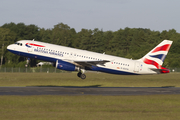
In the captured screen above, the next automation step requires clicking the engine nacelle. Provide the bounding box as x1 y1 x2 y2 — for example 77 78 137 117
56 60 79 71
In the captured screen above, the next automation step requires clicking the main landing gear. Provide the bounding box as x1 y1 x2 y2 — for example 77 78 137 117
77 72 86 79
77 69 86 79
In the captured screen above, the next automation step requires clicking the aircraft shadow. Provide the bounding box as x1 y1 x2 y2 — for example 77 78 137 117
26 85 175 88
27 85 102 88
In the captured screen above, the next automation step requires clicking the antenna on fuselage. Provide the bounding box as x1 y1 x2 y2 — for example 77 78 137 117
32 39 35 41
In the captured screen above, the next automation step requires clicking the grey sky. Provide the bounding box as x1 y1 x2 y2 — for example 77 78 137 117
1 0 180 32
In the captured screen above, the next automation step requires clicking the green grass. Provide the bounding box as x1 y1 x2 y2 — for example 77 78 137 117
0 72 180 120
0 72 180 87
0 95 180 120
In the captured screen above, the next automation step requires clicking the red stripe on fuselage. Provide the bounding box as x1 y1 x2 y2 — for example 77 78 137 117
27 43 45 47
152 44 171 53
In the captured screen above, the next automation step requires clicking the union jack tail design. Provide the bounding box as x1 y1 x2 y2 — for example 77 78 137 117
140 40 173 73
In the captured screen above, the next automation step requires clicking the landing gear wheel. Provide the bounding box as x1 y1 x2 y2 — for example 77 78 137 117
77 72 82 77
77 69 86 79
80 74 86 79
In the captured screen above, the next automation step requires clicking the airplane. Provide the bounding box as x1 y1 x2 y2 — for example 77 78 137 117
7 39 173 79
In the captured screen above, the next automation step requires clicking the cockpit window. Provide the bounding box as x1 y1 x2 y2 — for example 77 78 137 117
15 42 23 46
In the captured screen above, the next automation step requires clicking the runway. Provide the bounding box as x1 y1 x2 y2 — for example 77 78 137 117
0 86 180 95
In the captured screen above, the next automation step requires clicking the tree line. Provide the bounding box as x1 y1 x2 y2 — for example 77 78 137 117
0 22 180 68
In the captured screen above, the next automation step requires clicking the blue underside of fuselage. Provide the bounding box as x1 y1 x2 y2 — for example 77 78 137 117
8 49 138 75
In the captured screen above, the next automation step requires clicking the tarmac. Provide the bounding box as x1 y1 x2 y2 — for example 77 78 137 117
0 86 180 95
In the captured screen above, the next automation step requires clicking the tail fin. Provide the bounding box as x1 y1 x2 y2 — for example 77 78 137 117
140 40 173 72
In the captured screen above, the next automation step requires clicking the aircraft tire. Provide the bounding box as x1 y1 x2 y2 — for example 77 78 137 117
80 74 86 79
77 72 82 77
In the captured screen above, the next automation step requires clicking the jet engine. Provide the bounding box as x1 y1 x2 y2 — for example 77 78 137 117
56 60 79 71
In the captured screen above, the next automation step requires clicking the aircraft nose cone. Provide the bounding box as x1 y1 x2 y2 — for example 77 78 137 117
7 44 14 51
7 45 11 50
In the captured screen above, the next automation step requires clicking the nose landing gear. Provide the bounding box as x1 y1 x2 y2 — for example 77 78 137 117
25 58 30 67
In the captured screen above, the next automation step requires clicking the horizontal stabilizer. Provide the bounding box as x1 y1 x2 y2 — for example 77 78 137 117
150 68 170 74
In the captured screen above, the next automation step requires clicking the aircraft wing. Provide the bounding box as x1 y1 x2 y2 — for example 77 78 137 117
73 60 110 68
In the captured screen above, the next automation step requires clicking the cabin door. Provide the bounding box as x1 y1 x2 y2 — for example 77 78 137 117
27 42 33 52
134 62 140 72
